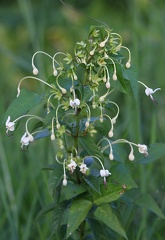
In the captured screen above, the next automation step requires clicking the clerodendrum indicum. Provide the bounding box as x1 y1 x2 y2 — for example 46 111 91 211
5 25 160 185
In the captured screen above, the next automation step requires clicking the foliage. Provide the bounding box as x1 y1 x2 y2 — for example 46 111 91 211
3 23 165 240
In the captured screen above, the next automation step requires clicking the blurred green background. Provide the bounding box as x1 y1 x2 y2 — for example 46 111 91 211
0 0 165 239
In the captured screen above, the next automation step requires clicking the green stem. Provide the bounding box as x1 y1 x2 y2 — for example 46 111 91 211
74 108 81 151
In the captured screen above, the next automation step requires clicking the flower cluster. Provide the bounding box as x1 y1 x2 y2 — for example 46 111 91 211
5 26 160 186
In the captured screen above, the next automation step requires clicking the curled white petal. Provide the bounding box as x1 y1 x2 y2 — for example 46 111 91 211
138 144 148 156
68 159 77 173
100 169 111 177
20 133 30 148
70 98 80 108
6 116 15 132
79 163 88 174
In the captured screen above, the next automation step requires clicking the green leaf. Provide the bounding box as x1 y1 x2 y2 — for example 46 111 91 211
92 180 124 205
88 218 109 240
84 175 101 194
60 181 86 202
66 199 92 238
111 164 138 189
113 64 137 98
51 203 69 240
79 135 104 161
94 204 128 239
2 88 42 124
35 202 55 224
136 143 165 164
48 163 63 198
121 65 138 98
135 193 165 219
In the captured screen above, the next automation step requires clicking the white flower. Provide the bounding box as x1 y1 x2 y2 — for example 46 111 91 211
79 163 88 174
6 116 15 133
100 169 111 177
68 159 77 173
145 87 161 104
20 132 30 149
69 98 80 108
138 144 148 156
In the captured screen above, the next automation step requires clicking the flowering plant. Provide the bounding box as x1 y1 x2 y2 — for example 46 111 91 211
3 25 165 239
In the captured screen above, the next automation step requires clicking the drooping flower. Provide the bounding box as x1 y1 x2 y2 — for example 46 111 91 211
69 98 80 108
79 163 88 174
138 81 161 104
20 132 30 149
67 159 77 173
5 116 15 134
100 169 111 177
138 144 148 156
145 87 161 104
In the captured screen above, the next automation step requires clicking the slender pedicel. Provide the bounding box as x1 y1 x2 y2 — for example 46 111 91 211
120 46 131 68
25 116 44 142
32 51 53 75
52 52 68 76
55 154 63 165
17 76 55 97
111 32 123 46
99 30 110 47
84 103 91 127
56 74 67 94
107 101 120 124
47 93 56 113
51 117 56 141
56 104 63 129
108 57 117 80
102 114 114 137
97 137 114 160
62 159 67 186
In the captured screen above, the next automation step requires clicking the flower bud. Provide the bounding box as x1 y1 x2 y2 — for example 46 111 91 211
85 121 90 128
63 178 67 186
51 133 55 141
129 153 135 161
108 130 113 138
100 117 103 123
113 74 117 81
109 153 114 160
106 82 110 88
126 61 131 68
53 68 58 76
33 68 38 75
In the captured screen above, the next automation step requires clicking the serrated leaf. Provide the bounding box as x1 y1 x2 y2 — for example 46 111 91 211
94 204 128 239
135 193 165 219
92 180 124 205
84 175 101 194
79 135 104 161
136 143 165 164
2 88 42 125
60 181 86 202
66 199 92 238
111 164 138 188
